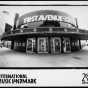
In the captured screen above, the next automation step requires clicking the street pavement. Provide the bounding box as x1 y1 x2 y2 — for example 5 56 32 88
0 46 88 67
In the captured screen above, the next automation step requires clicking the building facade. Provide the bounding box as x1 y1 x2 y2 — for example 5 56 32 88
1 10 88 54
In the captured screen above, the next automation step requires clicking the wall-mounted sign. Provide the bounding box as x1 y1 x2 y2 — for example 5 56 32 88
23 15 74 24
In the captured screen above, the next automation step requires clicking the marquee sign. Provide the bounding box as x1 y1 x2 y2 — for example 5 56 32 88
23 15 75 25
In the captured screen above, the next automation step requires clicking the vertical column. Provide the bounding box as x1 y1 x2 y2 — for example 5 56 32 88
11 40 14 49
25 38 28 53
48 37 51 54
24 39 26 52
35 37 37 54
61 37 63 53
79 39 81 50
46 37 49 53
13 13 19 30
70 37 72 52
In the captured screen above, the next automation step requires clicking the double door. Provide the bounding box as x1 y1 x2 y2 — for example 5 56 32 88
51 37 61 54
38 37 48 53
26 38 36 53
63 38 71 53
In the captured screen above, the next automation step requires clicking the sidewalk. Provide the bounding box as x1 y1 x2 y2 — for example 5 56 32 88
0 46 88 67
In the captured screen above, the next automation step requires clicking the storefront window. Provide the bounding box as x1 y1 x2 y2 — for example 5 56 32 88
17 42 19 46
22 43 25 47
75 40 79 46
20 42 22 46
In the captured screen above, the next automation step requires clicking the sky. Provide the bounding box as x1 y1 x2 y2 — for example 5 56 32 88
0 1 88 34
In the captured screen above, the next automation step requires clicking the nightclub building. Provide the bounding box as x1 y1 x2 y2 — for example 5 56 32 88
1 10 88 54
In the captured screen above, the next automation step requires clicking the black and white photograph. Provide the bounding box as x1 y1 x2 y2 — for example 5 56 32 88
0 1 88 87
0 1 88 67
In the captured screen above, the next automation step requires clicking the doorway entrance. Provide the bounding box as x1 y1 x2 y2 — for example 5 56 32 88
26 38 36 53
63 38 71 53
51 37 61 54
37 37 48 53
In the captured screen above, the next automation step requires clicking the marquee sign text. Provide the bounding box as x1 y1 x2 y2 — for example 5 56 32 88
23 15 75 24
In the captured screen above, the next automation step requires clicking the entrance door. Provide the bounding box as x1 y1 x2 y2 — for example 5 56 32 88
63 38 71 53
51 37 61 54
26 38 36 53
38 37 48 53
